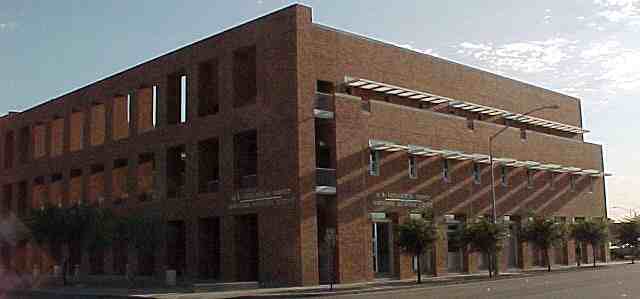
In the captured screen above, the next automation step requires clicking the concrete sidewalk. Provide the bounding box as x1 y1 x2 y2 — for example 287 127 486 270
10 261 632 299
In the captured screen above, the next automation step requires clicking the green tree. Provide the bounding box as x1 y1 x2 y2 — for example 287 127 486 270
615 219 640 264
520 217 568 272
571 219 609 268
454 217 508 278
120 214 163 282
396 212 439 284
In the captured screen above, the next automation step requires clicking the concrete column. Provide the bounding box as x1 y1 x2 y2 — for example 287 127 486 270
104 96 114 144
129 90 138 139
433 222 448 277
221 216 236 282
127 151 139 202
156 79 168 129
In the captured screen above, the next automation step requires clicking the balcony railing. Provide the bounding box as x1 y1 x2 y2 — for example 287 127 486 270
314 92 334 111
314 92 335 119
316 168 337 187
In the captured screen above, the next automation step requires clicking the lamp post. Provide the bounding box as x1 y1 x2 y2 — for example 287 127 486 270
488 104 558 276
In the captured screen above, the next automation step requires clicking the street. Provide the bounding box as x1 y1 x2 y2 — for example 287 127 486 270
324 265 640 299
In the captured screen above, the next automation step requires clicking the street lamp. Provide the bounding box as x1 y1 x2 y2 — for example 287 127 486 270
489 105 559 223
487 104 558 277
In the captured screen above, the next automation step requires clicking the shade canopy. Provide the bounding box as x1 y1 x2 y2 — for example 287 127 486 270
368 139 609 177
346 77 588 134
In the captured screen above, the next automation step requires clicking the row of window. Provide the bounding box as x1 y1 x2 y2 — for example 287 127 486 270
369 151 594 192
1 45 258 170
1 130 258 214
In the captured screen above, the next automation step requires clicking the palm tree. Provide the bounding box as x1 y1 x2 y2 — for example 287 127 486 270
396 211 439 284
520 217 567 272
571 219 608 268
453 217 508 278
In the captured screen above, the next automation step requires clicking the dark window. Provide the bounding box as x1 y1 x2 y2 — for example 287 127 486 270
527 169 534 189
570 175 576 191
369 150 380 176
167 145 187 198
500 166 508 186
408 156 418 179
198 138 220 193
549 172 556 189
316 80 334 94
4 131 15 169
167 73 188 125
3 184 12 214
17 181 27 217
472 163 481 184
233 46 257 107
467 118 474 131
442 159 450 182
520 128 527 140
198 60 219 116
18 126 30 164
234 130 257 189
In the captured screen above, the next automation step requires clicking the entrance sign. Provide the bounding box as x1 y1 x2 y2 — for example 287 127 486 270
229 188 293 209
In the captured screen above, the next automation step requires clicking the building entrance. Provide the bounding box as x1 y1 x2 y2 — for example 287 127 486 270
372 222 392 276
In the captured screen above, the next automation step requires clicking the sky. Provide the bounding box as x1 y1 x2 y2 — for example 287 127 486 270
1 0 638 220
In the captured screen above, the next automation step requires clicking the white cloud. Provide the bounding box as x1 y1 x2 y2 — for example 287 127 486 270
456 38 577 73
593 0 640 27
390 41 440 57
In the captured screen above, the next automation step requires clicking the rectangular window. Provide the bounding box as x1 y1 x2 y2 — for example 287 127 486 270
369 150 380 176
19 127 30 164
198 60 219 117
51 117 64 157
167 73 187 125
442 159 449 182
570 175 576 191
233 46 257 107
50 173 63 206
520 128 527 140
17 181 27 217
408 156 418 179
89 164 105 203
527 169 534 189
70 110 84 152
69 169 83 204
113 95 129 140
138 153 155 201
3 184 12 214
467 118 474 131
199 138 220 193
3 131 14 169
500 165 508 186
549 172 556 189
152 85 158 127
589 177 595 193
137 87 154 134
32 176 46 208
33 123 47 159
112 158 129 203
167 145 187 198
90 103 106 146
234 130 258 189
472 163 481 184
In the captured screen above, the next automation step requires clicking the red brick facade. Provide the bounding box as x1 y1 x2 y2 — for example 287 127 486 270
0 4 606 287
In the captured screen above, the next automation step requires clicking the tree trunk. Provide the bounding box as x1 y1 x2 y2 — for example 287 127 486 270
487 252 493 278
546 247 551 272
577 244 581 267
416 254 422 284
592 244 597 268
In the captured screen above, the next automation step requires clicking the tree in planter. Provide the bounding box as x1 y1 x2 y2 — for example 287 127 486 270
520 217 568 272
396 210 439 284
615 219 640 264
453 217 508 278
24 204 68 275
570 219 609 268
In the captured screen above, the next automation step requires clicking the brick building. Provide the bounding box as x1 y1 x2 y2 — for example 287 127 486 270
0 4 608 287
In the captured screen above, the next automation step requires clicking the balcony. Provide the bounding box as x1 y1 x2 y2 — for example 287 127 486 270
316 167 336 195
314 92 334 119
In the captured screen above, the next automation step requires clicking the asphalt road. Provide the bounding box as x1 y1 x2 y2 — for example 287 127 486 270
325 264 640 299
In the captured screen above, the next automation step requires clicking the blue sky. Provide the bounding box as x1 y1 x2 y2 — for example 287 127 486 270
1 0 638 219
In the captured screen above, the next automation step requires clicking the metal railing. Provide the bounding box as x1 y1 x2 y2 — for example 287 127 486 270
316 168 337 187
315 92 334 111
